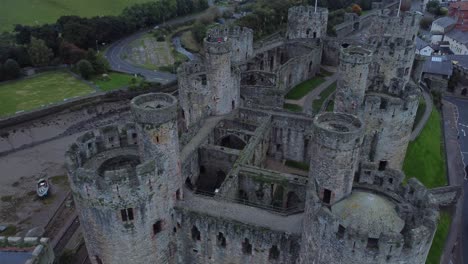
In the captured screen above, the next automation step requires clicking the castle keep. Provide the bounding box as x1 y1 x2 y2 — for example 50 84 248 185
66 5 459 264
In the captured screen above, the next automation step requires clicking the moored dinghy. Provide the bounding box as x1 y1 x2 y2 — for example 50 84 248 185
37 179 49 197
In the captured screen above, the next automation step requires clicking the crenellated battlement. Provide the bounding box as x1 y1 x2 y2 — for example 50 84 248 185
340 45 373 65
177 61 206 77
288 6 328 18
312 112 363 150
208 26 253 40
370 10 422 44
204 37 232 55
130 93 178 126
314 167 438 262
65 124 162 204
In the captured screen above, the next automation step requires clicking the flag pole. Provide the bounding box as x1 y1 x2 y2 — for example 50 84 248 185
397 0 402 17
315 0 318 13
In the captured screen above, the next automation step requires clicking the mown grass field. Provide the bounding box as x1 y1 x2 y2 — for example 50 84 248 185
403 109 450 264
0 71 94 117
91 72 141 91
0 0 151 32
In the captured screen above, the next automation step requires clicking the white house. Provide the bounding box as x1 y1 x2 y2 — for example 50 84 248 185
416 37 435 56
430 16 456 44
444 29 468 55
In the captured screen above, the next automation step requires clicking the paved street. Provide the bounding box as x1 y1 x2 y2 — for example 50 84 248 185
444 97 468 264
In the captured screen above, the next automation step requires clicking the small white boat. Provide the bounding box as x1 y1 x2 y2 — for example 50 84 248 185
37 179 49 198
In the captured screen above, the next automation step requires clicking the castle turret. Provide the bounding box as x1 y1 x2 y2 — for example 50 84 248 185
286 6 328 40
367 10 422 94
204 36 241 115
207 26 254 65
130 93 183 198
309 113 363 205
65 122 180 263
334 45 373 115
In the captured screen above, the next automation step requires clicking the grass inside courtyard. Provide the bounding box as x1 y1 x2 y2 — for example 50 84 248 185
284 103 303 112
285 77 325 100
403 108 450 264
0 0 150 32
0 71 94 117
91 72 141 91
312 82 336 113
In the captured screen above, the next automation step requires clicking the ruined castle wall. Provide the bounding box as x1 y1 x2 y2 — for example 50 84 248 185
175 208 301 264
286 6 328 40
268 114 314 164
361 91 419 169
241 85 284 108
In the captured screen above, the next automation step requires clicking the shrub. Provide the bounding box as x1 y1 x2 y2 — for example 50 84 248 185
77 59 94 79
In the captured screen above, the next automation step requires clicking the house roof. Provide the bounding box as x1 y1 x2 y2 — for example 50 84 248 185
432 16 457 29
422 56 453 76
450 1 468 11
446 29 468 45
416 37 430 50
448 55 468 69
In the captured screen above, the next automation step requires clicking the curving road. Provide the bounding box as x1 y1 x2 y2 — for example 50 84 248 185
105 10 214 84
106 31 177 84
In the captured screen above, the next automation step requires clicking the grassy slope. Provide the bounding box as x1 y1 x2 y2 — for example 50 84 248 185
403 109 450 264
283 103 303 112
285 77 325 100
91 72 138 91
0 71 94 117
0 0 151 32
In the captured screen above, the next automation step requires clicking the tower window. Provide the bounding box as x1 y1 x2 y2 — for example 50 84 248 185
380 99 388 110
217 232 227 248
153 220 163 235
323 189 332 204
242 238 252 255
378 160 387 171
121 208 134 222
337 225 345 239
367 238 379 249
269 245 280 260
132 133 137 139
191 225 201 241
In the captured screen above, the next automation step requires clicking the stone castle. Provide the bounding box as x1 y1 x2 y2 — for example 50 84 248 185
65 5 459 264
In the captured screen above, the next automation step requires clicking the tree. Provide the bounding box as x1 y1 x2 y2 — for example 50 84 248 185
420 17 434 30
77 59 94 79
3 59 21 80
28 37 53 67
59 41 86 64
351 4 362 16
426 0 441 15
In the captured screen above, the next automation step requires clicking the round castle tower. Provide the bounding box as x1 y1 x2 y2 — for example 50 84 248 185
367 10 422 93
207 26 254 65
361 81 420 169
334 45 373 115
300 164 438 264
204 36 241 116
177 62 210 129
66 93 182 264
286 6 328 40
309 113 363 205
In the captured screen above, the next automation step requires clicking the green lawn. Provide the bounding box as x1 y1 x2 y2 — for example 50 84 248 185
426 212 452 264
91 72 140 91
284 103 303 112
0 0 150 32
403 109 449 264
0 71 94 117
312 82 336 113
403 109 446 187
285 77 325 100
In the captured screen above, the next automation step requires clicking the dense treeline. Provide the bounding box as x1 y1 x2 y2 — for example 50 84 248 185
236 0 374 39
0 0 208 81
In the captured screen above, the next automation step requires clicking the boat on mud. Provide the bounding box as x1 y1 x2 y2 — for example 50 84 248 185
37 179 49 198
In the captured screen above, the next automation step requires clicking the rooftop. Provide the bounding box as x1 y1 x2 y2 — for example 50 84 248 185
416 37 429 50
432 16 456 29
446 28 468 45
331 190 405 238
422 56 453 76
